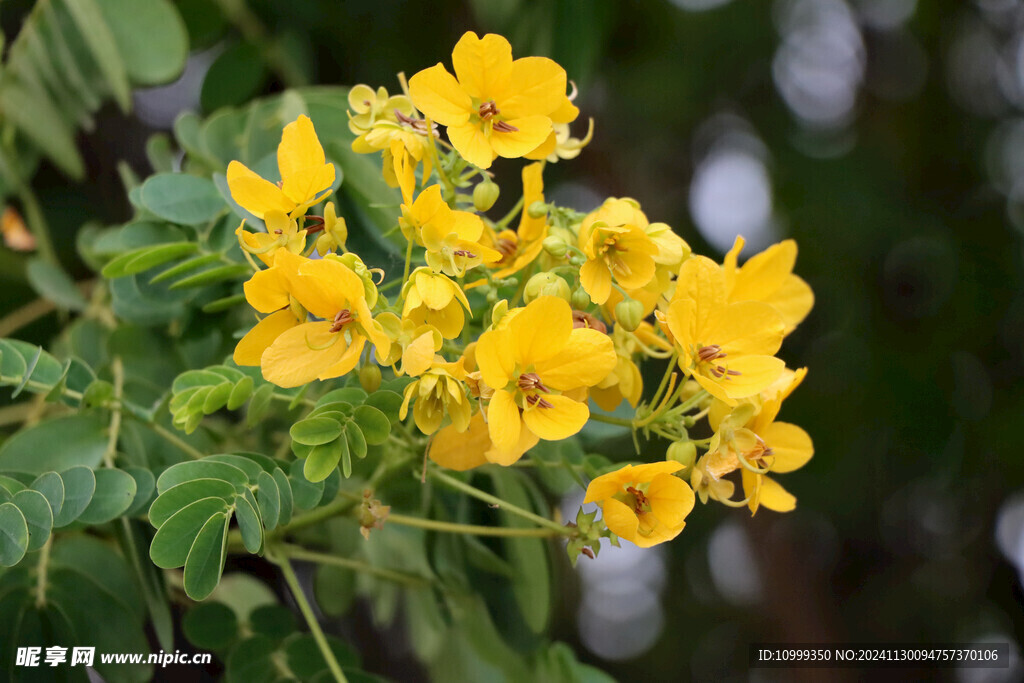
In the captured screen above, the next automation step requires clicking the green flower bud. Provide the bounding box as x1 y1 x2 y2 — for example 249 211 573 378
571 287 591 310
490 299 509 328
359 364 382 393
473 179 500 212
542 235 568 259
667 441 697 469
528 200 549 219
523 272 571 303
615 298 644 332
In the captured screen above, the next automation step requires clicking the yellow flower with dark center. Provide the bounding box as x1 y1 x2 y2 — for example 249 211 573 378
578 198 661 305
399 357 472 435
722 236 814 334
399 185 500 277
408 32 570 169
428 410 528 471
666 256 785 405
401 267 472 339
474 296 616 465
314 202 348 255
584 461 695 548
234 249 389 388
235 211 307 267
227 115 335 219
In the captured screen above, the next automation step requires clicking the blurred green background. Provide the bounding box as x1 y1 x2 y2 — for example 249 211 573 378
2 0 1023 680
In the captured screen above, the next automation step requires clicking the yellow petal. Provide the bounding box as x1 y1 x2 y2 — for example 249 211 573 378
429 412 490 471
227 161 293 218
600 497 640 545
762 421 813 473
628 461 685 481
524 130 557 160
614 248 657 290
317 335 365 381
752 474 796 513
583 466 631 504
475 328 515 389
675 255 727 333
765 275 814 333
281 164 334 207
487 389 522 452
408 64 472 127
489 115 554 160
509 296 573 366
521 393 588 441
243 267 289 313
666 298 697 353
451 31 512 102
518 162 546 241
707 301 785 357
485 421 539 466
580 258 612 305
533 328 616 391
498 57 567 119
278 115 326 182
402 332 437 377
233 310 298 366
549 96 580 124
447 122 495 169
647 473 695 526
731 240 796 303
711 355 786 400
292 258 364 319
414 270 455 310
420 302 465 339
261 322 351 388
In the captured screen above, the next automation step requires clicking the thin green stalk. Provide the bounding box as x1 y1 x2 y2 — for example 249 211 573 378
279 544 432 588
493 195 524 231
428 468 572 535
587 412 634 428
648 351 680 410
103 357 124 467
145 421 204 460
387 512 564 538
269 497 361 541
35 534 52 607
271 550 347 683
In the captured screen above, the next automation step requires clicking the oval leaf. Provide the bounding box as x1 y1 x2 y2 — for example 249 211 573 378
0 502 29 567
53 466 96 527
12 489 53 551
150 497 229 569
183 513 229 600
77 468 137 524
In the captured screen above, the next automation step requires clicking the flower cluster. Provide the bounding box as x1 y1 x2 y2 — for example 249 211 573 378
227 31 815 553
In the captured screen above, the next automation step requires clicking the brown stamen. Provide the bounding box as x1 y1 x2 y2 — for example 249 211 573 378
492 120 519 133
330 309 354 333
697 344 726 363
525 393 554 409
479 100 499 119
394 109 437 135
495 238 517 259
572 310 608 334
453 249 476 258
517 372 551 393
626 486 649 514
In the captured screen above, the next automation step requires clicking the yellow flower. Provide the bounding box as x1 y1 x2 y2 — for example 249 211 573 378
232 248 305 368
399 357 472 435
545 118 594 162
227 115 335 219
408 31 570 169
477 162 549 283
376 312 442 377
236 211 307 267
578 198 661 305
235 249 389 388
690 453 736 505
474 296 616 465
666 256 785 405
590 325 644 412
399 185 500 277
314 202 348 255
401 267 472 339
583 461 695 548
722 236 814 334
347 84 414 136
429 410 535 471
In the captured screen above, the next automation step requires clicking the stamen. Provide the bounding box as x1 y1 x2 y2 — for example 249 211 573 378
626 486 649 514
479 100 499 119
330 309 354 333
495 238 517 258
517 372 551 393
492 120 519 133
453 249 477 258
697 345 726 363
525 393 554 409
572 310 608 334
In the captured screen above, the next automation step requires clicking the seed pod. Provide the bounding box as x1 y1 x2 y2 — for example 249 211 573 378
523 272 571 303
667 441 697 469
571 287 591 310
615 298 644 332
359 364 382 393
473 179 500 212
542 235 568 259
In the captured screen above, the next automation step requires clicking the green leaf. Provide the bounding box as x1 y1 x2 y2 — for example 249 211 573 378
285 634 361 679
304 440 342 483
96 0 188 85
0 502 29 567
157 459 250 494
76 468 137 524
62 0 131 110
227 376 254 410
0 415 108 474
226 635 277 683
183 512 229 600
202 381 234 413
0 339 64 394
203 293 247 313
0 80 84 178
183 601 238 651
288 461 325 510
140 173 225 225
101 241 199 278
168 264 251 290
30 472 64 522
365 390 403 421
149 252 222 284
353 405 390 445
345 424 366 461
149 478 236 528
205 453 265 481
290 417 344 447
248 604 296 640
316 387 367 406
255 471 280 531
202 41 268 112
338 433 352 478
122 466 156 517
150 496 229 569
52 466 96 527
247 383 274 428
11 489 52 551
235 489 263 554
26 258 87 310
272 468 293 526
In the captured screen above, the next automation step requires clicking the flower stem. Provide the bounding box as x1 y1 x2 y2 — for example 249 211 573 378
103 357 124 468
494 196 524 230
386 512 564 537
427 468 572 535
587 412 634 428
270 549 348 683
278 544 432 588
35 534 52 607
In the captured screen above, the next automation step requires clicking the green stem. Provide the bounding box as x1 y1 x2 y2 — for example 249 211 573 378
269 497 360 541
35 534 52 607
493 196 524 231
103 357 124 468
587 412 635 428
145 421 204 460
279 544 432 588
387 511 563 537
648 351 680 410
271 549 348 683
428 468 572 535
402 235 414 287
424 119 455 196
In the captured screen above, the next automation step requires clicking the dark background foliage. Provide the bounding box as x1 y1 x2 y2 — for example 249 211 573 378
2 0 1022 680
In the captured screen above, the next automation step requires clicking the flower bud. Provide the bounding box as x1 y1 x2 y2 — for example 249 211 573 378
542 235 568 259
571 287 591 310
527 200 549 219
523 272 571 303
615 298 644 332
473 179 500 212
667 441 697 469
359 364 382 393
490 299 509 328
